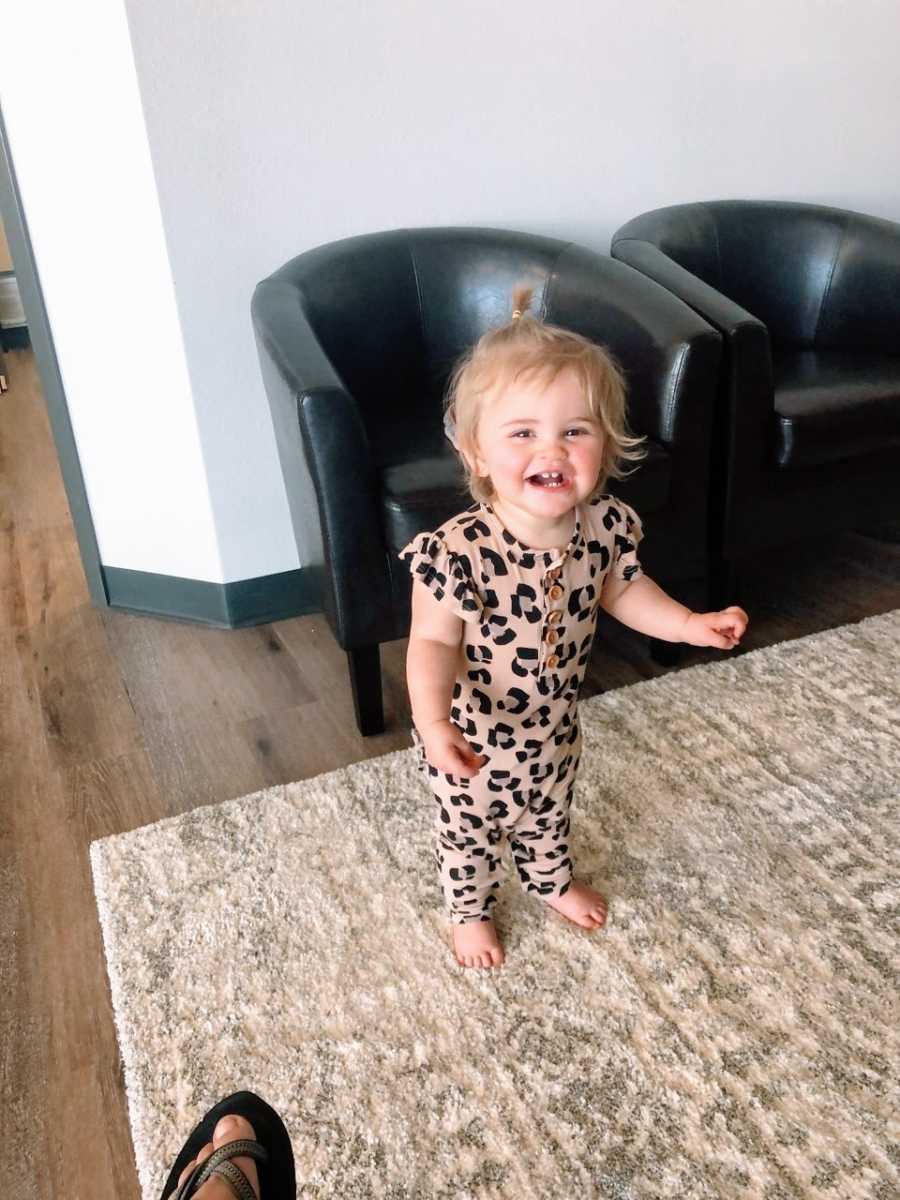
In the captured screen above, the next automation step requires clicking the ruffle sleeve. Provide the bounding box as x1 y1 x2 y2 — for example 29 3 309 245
584 494 644 584
400 530 484 623
610 498 644 582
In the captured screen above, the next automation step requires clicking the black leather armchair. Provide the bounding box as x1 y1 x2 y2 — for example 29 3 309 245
252 227 721 734
612 201 900 606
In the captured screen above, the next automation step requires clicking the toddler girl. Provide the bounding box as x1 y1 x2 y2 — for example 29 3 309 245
402 287 748 969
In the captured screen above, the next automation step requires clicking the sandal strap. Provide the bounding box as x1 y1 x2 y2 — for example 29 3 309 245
173 1138 268 1200
207 1159 258 1200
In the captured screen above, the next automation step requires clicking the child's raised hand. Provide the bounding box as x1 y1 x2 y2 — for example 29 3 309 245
683 606 749 650
420 719 487 778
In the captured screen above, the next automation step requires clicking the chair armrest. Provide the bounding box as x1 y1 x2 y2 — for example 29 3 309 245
252 279 394 647
611 239 764 337
298 387 395 646
252 279 345 394
610 242 774 401
610 238 775 521
549 243 722 449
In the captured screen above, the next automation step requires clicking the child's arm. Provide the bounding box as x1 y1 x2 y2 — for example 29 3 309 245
599 574 748 649
407 579 463 726
407 580 486 776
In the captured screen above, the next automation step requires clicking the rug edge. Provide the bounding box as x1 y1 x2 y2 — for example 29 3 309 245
602 607 899 702
89 841 151 1196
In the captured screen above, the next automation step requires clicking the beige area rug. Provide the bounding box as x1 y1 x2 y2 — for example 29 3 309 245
91 612 900 1200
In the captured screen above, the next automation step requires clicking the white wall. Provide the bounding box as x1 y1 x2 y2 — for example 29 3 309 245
122 0 900 577
5 1 900 584
0 2 225 581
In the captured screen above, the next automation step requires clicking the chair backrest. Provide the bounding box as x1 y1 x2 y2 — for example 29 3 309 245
267 227 571 465
614 200 900 351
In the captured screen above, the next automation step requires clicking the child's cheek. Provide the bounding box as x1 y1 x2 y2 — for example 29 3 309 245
493 446 528 482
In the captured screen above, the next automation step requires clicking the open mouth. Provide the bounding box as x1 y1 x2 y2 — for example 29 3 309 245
528 471 570 489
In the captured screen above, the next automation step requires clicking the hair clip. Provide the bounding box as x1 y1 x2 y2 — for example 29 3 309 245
443 409 458 448
511 309 523 320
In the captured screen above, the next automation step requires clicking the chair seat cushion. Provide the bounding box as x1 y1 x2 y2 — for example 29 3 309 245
381 451 472 553
773 349 900 469
380 440 673 555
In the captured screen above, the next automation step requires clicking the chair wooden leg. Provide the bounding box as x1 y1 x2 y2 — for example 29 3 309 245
649 638 683 667
347 644 385 736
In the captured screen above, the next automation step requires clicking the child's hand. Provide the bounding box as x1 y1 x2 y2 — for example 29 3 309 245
419 719 487 778
682 606 749 650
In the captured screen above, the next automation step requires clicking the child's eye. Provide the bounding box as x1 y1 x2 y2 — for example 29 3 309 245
513 427 592 436
510 429 533 439
566 427 588 437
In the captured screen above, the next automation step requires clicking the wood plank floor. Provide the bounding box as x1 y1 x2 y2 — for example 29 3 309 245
1 347 898 1199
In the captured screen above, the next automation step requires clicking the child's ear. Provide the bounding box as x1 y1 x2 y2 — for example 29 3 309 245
460 441 487 480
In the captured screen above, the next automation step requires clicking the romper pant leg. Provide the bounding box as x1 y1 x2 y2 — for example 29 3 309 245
429 767 506 924
509 723 581 900
412 718 581 922
412 728 508 924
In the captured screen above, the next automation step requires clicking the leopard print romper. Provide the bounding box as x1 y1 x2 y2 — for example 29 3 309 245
401 494 644 925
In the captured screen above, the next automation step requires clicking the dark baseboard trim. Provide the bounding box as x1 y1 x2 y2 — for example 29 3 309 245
102 564 324 628
0 324 30 350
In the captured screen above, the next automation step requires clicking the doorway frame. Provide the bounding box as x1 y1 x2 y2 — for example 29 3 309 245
0 100 107 607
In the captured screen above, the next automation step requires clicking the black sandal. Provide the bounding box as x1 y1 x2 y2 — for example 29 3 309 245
159 1090 296 1200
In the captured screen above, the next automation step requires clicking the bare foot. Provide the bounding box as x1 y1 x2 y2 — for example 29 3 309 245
170 1114 260 1199
452 919 505 968
543 881 608 930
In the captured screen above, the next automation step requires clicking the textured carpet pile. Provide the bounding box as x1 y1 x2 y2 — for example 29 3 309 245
91 611 900 1199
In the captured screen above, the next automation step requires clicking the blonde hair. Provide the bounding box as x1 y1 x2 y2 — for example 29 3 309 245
445 285 648 503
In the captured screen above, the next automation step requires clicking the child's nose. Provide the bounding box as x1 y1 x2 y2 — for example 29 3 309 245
538 433 569 455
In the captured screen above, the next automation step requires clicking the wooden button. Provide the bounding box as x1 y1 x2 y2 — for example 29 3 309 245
546 654 560 669
546 629 559 644
547 609 562 625
549 585 563 601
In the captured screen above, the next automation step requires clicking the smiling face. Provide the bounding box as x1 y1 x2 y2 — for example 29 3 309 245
465 367 604 542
